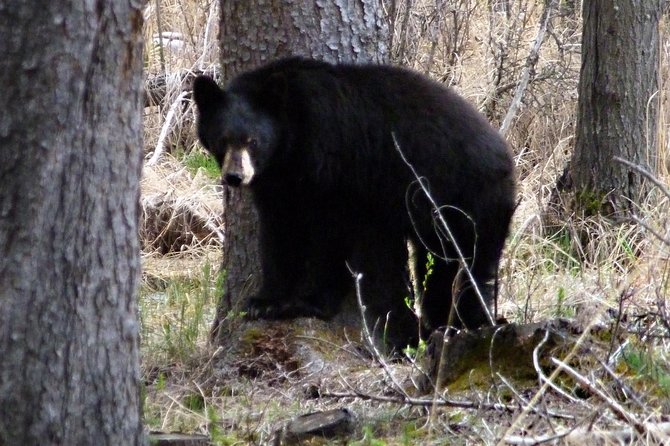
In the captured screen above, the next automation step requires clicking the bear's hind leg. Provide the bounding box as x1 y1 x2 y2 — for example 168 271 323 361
350 229 418 353
412 242 458 332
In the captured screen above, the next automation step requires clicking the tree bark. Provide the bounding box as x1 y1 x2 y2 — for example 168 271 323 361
212 0 389 340
567 0 662 216
0 2 145 445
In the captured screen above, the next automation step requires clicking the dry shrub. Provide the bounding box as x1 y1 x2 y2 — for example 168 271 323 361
140 1 222 256
140 157 223 254
143 0 219 160
389 1 581 188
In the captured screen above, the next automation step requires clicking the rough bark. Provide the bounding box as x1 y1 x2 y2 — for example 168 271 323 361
0 2 145 445
212 0 389 340
566 0 662 216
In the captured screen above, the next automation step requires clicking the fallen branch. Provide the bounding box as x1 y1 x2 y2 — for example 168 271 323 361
551 357 645 434
505 422 670 445
347 266 413 401
613 155 670 246
321 389 516 411
495 319 600 446
320 389 574 420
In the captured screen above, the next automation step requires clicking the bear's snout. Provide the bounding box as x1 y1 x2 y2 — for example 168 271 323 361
224 173 243 187
221 148 256 186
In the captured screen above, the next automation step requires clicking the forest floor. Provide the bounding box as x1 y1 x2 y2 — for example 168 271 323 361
139 159 670 445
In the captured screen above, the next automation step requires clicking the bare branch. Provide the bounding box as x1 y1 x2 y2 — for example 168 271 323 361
499 0 556 137
506 422 670 445
392 134 494 326
146 91 189 166
496 320 602 446
630 214 670 246
550 357 645 433
347 265 412 401
320 388 574 420
613 156 670 199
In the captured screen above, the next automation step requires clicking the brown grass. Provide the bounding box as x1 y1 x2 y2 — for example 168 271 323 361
140 1 670 444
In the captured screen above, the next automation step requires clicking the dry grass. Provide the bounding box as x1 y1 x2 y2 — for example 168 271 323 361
139 1 670 444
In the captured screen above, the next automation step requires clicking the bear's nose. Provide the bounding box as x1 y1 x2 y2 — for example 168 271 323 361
224 173 243 187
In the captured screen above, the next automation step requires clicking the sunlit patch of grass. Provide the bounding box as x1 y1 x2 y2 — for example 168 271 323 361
182 148 220 180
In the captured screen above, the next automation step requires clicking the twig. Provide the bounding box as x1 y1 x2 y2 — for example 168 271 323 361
532 329 585 406
499 0 556 137
613 156 670 199
347 266 412 401
597 358 647 411
504 431 569 445
613 157 670 245
325 369 575 420
322 389 509 411
506 422 670 445
154 0 166 75
495 373 575 421
496 319 599 446
198 1 218 70
339 268 577 423
321 388 574 421
630 215 670 246
550 357 646 434
392 134 494 326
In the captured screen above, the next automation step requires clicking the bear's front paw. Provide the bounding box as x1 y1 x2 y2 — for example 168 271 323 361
244 297 283 319
244 297 328 320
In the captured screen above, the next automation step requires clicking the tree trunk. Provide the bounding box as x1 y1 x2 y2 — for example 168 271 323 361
0 2 145 445
567 0 662 216
212 0 389 340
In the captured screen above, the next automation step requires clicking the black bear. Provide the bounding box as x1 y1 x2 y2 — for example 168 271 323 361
193 57 515 350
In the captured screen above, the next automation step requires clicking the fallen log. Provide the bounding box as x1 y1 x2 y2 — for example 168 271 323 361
419 318 610 392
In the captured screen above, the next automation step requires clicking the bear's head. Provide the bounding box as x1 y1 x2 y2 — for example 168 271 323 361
192 75 278 187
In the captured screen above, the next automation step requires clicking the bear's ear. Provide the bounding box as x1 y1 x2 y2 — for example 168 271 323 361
192 75 226 114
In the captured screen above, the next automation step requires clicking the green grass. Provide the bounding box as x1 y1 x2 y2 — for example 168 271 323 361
621 344 670 399
552 286 575 318
140 262 223 366
182 149 220 180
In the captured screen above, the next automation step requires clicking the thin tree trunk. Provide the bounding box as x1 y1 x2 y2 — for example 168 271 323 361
0 2 145 445
212 0 388 340
568 0 662 216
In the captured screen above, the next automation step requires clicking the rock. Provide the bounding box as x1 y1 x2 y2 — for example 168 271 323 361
274 408 356 445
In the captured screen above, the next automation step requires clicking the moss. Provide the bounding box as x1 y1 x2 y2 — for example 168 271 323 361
574 188 611 217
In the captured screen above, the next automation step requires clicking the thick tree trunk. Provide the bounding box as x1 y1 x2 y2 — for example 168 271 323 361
568 0 662 216
212 0 389 340
0 2 145 445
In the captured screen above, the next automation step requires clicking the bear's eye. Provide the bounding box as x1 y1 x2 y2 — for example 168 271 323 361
247 138 258 151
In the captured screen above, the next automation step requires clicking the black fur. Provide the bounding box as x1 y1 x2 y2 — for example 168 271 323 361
193 57 516 350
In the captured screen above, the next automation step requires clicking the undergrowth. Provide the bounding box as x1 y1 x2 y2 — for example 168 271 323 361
140 261 221 367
